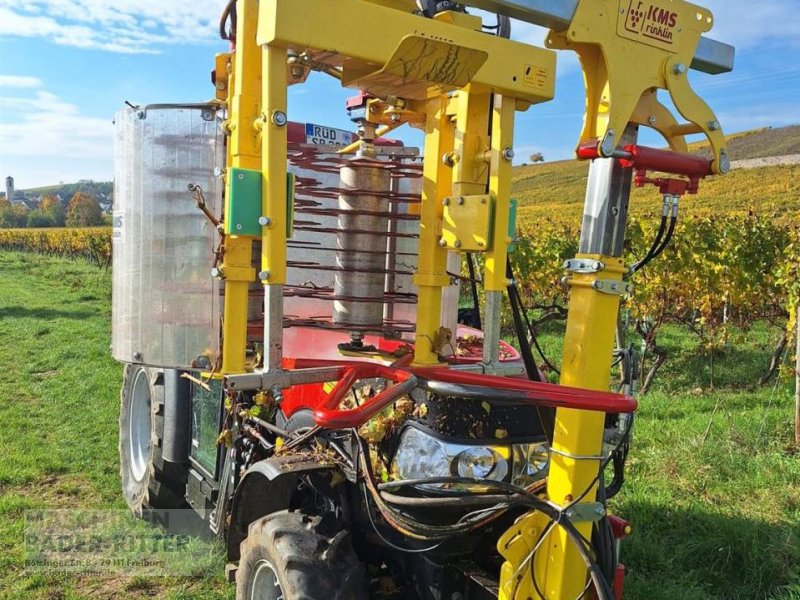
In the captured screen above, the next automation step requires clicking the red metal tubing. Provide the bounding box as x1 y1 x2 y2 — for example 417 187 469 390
577 141 713 180
407 367 637 414
621 144 713 179
312 363 418 429
290 359 636 428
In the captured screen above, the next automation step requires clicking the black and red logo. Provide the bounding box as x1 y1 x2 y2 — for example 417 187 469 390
625 0 679 43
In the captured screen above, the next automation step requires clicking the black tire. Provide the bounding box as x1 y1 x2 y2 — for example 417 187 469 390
236 510 367 600
119 363 188 513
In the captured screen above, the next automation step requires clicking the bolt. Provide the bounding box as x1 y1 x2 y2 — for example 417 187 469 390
213 167 224 178
211 267 222 278
454 240 462 248
457 196 465 205
238 173 245 180
438 238 447 247
390 114 400 123
600 129 616 156
502 147 515 161
718 151 731 174
620 7 625 13
648 115 657 125
258 270 271 281
290 65 304 79
708 119 721 131
480 197 487 204
258 216 271 226
135 110 145 119
235 224 243 230
442 152 457 167
271 110 288 127
595 506 605 516
673 63 687 75
477 241 485 248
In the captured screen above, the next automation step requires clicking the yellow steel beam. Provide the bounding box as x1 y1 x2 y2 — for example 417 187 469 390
484 94 515 292
260 45 288 285
219 0 260 375
257 0 555 106
538 256 627 599
411 96 455 366
546 0 728 172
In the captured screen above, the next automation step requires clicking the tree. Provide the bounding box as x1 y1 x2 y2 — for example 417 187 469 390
41 194 66 226
529 152 545 163
27 210 55 228
0 203 28 228
66 192 103 227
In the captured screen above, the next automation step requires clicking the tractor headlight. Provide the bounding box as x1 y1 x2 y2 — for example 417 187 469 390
391 426 549 490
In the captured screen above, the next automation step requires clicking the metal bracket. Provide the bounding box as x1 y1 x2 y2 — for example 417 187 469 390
592 279 632 296
563 258 604 274
563 502 606 523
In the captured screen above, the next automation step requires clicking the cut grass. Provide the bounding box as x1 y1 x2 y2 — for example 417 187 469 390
0 252 233 600
1 250 798 599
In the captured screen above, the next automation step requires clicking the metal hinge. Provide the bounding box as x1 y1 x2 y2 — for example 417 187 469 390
564 502 606 523
593 279 633 296
563 258 605 274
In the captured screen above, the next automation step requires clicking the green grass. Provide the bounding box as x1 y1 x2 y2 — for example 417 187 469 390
1 250 798 599
0 252 233 600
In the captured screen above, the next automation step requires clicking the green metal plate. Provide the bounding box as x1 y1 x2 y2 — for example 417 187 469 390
508 198 518 252
227 167 262 236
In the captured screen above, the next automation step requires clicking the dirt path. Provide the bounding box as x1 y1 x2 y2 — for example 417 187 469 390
730 154 800 170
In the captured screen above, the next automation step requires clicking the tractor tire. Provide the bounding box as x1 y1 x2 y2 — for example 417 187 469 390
236 510 367 600
119 363 188 513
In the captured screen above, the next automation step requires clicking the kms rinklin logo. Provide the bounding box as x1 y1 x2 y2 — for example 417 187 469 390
625 0 679 44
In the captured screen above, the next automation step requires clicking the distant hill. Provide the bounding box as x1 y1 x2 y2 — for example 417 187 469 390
19 180 113 201
513 126 800 225
691 125 800 161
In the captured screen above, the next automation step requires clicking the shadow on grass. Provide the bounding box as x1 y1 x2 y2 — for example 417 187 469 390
0 307 97 321
652 327 783 393
618 499 800 600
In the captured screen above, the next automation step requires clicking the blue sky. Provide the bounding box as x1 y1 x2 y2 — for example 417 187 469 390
0 0 798 188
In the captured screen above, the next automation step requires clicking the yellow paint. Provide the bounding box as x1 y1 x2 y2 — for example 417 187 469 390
257 0 556 105
260 45 288 285
440 194 493 252
219 0 261 375
539 255 627 600
411 95 455 366
547 0 727 172
484 95 515 292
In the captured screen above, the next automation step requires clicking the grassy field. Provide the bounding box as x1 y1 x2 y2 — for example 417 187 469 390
514 125 800 224
0 252 232 600
1 250 798 599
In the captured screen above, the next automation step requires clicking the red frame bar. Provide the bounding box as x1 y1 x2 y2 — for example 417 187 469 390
312 363 417 428
293 359 637 429
620 145 712 179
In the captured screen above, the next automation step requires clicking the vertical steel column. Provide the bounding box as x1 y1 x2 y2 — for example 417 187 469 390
220 0 260 375
412 95 455 366
260 44 288 374
538 125 638 599
483 94 515 369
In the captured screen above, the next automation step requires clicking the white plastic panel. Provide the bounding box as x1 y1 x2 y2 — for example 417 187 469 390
112 105 223 368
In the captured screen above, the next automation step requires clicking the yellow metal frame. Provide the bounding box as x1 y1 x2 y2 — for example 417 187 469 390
213 2 730 600
547 0 728 173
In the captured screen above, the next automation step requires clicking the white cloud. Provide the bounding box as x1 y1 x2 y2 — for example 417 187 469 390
0 75 43 88
0 88 112 161
0 0 224 53
701 0 800 48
